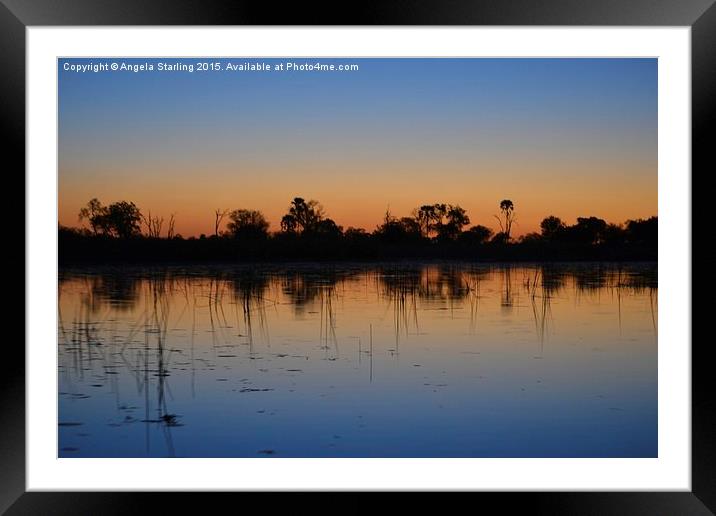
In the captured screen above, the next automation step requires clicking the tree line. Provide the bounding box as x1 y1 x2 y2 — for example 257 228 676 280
68 196 657 248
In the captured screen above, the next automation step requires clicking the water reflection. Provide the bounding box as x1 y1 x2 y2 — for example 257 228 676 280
59 263 657 458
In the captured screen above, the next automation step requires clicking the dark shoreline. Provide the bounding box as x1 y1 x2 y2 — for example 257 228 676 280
60 206 657 266
59 247 657 268
58 261 659 288
59 236 656 267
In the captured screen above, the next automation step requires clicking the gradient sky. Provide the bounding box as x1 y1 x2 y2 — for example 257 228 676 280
58 58 657 237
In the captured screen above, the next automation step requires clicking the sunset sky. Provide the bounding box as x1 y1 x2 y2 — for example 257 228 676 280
58 58 657 237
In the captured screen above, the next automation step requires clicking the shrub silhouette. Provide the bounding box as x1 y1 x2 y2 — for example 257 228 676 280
65 196 657 264
540 216 565 241
460 225 493 245
79 199 141 238
226 209 270 240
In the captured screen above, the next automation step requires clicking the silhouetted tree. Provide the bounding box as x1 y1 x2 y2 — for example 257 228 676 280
413 203 468 240
625 216 657 246
438 205 470 241
80 199 142 238
413 206 431 237
280 214 299 233
414 204 443 238
568 216 607 245
141 211 164 238
214 209 229 237
282 197 324 234
65 194 658 263
429 203 447 237
78 198 110 235
540 215 565 241
491 231 509 244
105 201 142 238
519 232 542 244
460 225 493 245
374 208 421 243
399 217 422 236
226 209 270 239
310 218 343 238
494 199 516 242
167 214 176 239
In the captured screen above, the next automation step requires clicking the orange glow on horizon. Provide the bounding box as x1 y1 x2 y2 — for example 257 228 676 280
59 161 657 238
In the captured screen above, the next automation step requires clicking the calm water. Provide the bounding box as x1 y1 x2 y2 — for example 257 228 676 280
58 262 657 457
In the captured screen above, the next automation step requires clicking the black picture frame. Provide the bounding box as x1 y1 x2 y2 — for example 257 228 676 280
4 0 712 512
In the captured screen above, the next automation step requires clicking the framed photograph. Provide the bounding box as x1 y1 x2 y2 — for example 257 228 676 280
6 0 713 511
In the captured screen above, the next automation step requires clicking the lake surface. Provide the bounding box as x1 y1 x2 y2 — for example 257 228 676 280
58 262 657 457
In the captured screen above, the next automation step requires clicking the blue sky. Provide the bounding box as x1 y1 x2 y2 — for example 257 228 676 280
59 58 657 236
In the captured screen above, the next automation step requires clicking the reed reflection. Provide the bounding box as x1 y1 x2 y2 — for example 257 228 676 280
58 263 657 458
